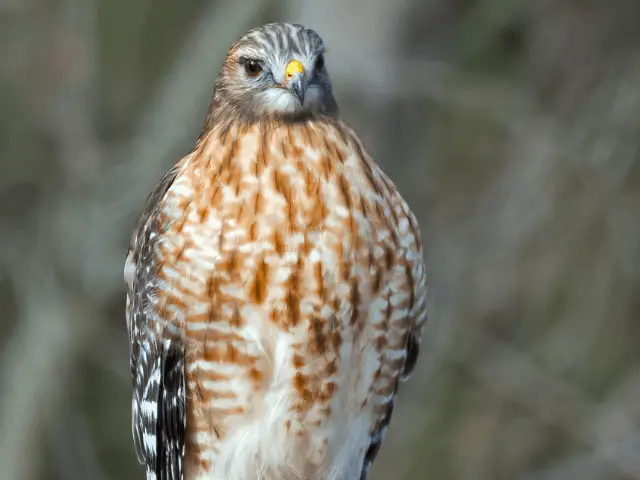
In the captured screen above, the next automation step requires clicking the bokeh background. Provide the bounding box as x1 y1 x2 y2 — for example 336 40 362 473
2 1 640 479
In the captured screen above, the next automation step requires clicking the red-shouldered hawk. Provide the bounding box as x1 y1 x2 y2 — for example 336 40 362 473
124 22 427 480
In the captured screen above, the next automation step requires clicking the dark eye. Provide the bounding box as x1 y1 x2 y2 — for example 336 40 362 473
244 59 263 77
315 54 325 71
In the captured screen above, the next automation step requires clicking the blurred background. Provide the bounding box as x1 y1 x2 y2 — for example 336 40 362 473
1 1 640 479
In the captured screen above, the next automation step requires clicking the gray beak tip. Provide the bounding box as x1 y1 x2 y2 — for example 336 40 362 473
288 78 306 104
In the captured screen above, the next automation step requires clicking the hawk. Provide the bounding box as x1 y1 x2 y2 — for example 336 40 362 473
124 22 427 480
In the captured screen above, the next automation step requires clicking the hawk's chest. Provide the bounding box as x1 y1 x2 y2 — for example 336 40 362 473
145 120 424 480
155 122 397 322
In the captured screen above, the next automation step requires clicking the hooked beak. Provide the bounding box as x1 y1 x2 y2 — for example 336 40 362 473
288 76 306 104
283 60 307 105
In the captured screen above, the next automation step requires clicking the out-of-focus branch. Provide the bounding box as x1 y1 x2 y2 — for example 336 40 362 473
336 58 543 127
0 0 103 475
49 406 113 480
469 336 640 478
0 0 36 14
43 0 102 182
524 432 640 480
0 236 102 480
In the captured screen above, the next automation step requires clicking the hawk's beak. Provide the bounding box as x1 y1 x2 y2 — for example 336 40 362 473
284 60 306 104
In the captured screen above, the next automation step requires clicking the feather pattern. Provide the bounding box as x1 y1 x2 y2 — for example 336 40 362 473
125 22 428 480
126 164 187 480
135 116 427 480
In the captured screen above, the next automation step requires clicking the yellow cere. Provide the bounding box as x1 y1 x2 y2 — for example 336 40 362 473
285 60 305 80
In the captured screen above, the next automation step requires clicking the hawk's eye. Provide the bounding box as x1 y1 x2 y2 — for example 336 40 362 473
244 59 263 77
315 54 325 71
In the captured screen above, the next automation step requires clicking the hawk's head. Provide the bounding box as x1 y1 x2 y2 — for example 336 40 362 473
210 23 338 123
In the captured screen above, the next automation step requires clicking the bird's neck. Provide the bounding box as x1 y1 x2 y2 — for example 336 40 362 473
189 116 375 190
199 90 339 143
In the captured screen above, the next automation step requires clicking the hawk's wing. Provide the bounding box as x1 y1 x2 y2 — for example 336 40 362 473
356 174 429 480
125 165 186 480
359 331 422 479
